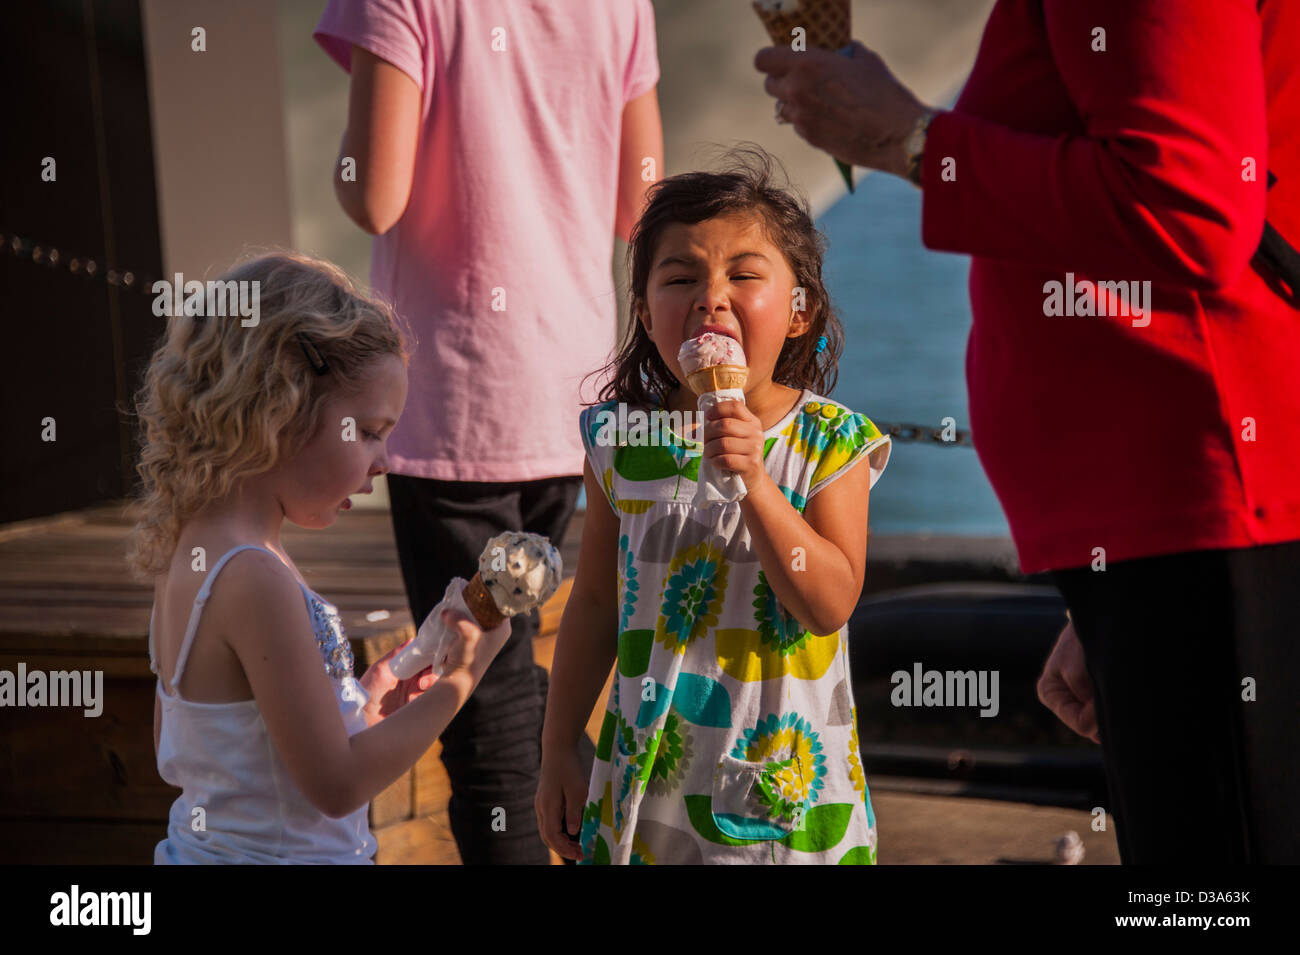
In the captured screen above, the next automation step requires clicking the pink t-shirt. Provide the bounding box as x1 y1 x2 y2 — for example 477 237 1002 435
315 0 660 481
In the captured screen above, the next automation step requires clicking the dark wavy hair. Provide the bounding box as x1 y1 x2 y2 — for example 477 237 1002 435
589 144 844 409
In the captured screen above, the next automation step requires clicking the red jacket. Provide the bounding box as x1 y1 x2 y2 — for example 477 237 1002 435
921 0 1300 573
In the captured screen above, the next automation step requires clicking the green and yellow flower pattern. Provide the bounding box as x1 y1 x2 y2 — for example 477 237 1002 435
576 389 890 864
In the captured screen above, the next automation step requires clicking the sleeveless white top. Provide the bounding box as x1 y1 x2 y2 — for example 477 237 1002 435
149 544 378 864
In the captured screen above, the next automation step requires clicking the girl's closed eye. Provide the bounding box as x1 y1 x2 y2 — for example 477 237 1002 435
667 275 760 284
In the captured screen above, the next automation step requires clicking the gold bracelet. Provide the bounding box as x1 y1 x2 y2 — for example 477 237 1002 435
905 108 937 186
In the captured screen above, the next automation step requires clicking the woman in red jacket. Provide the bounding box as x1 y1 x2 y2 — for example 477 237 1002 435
757 0 1299 864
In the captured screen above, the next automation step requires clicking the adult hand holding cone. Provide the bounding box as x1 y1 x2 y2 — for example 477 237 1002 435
752 0 856 193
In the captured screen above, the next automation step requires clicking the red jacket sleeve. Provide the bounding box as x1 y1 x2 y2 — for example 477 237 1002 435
921 0 1268 291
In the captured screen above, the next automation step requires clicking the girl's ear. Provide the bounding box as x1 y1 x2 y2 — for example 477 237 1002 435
788 299 815 339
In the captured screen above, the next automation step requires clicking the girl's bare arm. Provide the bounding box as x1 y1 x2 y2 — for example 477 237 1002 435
220 551 492 818
334 45 420 235
615 86 664 243
739 458 871 637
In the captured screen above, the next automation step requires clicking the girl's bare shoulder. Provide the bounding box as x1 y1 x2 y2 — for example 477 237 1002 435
157 530 308 694
164 530 293 604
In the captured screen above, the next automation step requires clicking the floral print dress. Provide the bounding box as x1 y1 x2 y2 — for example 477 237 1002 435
576 388 891 864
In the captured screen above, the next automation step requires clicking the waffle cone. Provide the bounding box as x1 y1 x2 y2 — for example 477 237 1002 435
687 364 749 395
464 573 507 630
752 0 850 51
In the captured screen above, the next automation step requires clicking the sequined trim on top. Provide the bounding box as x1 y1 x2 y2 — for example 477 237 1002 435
308 595 355 680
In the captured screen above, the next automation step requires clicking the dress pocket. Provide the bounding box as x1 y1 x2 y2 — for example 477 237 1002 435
710 753 799 842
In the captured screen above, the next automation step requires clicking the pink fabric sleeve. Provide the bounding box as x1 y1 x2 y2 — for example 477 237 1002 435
623 0 660 103
921 0 1268 291
314 0 426 91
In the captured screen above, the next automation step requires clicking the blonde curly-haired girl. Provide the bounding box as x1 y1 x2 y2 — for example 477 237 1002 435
128 251 510 863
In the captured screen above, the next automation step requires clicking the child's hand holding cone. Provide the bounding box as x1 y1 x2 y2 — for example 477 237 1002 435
701 398 768 493
435 607 510 680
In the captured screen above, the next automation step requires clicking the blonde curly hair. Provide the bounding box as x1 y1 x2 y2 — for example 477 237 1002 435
125 250 411 580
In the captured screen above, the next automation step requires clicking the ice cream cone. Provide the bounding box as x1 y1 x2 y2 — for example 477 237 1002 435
754 0 856 193
388 532 560 680
687 364 749 395
752 0 849 52
463 572 507 631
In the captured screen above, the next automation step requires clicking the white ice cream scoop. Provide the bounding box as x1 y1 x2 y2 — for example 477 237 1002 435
477 531 563 617
388 531 563 679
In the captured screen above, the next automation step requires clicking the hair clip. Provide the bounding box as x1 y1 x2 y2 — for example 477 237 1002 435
297 331 330 375
815 334 828 354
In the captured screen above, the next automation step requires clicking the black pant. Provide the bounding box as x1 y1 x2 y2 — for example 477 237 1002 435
1054 539 1300 864
387 473 582 865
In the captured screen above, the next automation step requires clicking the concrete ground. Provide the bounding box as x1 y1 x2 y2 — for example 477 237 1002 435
872 789 1118 865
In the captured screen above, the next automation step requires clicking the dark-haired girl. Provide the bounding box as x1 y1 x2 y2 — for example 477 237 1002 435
538 150 891 864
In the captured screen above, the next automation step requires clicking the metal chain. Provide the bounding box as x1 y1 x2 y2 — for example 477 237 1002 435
4 231 975 447
1 230 154 293
875 421 975 447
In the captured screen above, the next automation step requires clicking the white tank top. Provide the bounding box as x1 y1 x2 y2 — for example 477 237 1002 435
149 544 378 864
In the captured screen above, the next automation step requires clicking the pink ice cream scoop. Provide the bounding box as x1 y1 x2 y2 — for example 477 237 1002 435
678 332 747 374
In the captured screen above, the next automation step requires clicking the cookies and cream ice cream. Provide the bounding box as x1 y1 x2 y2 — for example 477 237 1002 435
388 531 563 679
476 531 563 618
